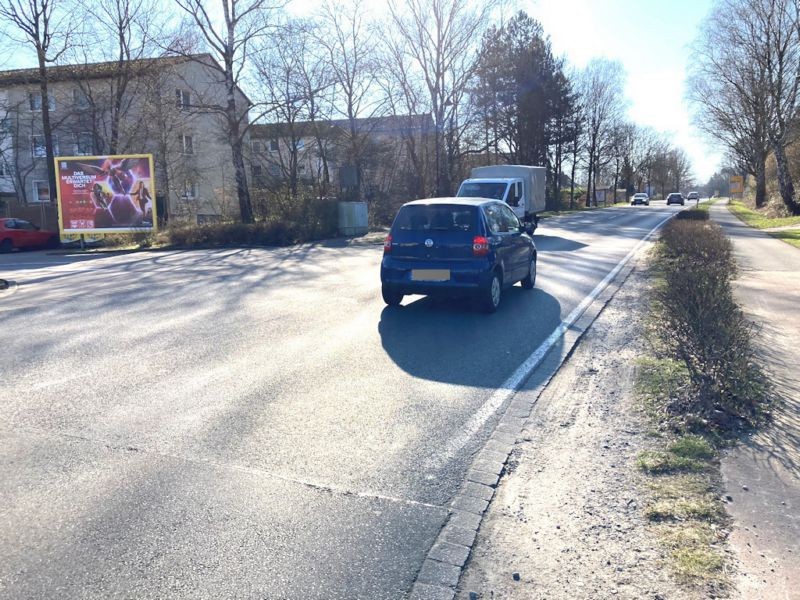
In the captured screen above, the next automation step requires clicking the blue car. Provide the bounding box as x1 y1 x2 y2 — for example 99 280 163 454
380 198 537 313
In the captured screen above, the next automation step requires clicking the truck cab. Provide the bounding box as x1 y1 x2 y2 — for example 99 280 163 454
456 165 546 229
457 179 524 211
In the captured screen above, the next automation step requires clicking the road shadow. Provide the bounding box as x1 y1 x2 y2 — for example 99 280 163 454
533 234 588 252
738 319 800 481
378 287 563 388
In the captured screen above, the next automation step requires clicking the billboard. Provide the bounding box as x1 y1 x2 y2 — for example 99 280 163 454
55 154 157 234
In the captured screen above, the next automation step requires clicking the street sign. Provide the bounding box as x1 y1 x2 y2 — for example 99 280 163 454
730 175 744 195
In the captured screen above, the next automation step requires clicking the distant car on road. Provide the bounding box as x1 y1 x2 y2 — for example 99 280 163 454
687 191 700 201
666 193 685 206
630 193 650 206
0 218 59 252
381 198 537 313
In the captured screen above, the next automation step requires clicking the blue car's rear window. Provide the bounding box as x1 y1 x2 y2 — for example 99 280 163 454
394 205 478 232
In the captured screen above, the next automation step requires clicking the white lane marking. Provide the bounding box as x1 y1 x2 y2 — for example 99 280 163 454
424 212 675 470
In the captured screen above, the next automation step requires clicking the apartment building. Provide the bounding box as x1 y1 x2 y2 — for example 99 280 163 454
0 54 250 228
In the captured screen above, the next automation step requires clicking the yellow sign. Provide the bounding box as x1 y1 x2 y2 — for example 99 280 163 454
730 175 744 195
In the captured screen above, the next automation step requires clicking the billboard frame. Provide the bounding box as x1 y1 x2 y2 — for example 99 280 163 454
54 153 157 236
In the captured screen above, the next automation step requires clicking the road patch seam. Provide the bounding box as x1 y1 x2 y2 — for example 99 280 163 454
6 424 445 512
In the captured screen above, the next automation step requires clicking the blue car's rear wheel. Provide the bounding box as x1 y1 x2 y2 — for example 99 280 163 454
521 255 536 289
479 272 502 313
382 286 403 307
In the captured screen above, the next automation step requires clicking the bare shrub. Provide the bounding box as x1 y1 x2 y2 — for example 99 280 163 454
674 210 709 221
651 220 770 429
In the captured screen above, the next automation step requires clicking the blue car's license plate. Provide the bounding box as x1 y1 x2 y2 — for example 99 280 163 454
411 269 450 281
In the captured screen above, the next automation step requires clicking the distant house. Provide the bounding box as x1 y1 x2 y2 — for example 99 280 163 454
0 54 250 228
248 114 434 202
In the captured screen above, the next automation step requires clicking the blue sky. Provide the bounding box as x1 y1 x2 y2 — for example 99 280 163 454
288 0 720 182
533 0 719 182
1 0 720 182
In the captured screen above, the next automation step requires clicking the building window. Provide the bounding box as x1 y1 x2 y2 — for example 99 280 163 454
176 89 191 110
76 132 93 155
29 93 55 111
251 164 262 177
252 141 262 153
181 134 193 154
269 139 278 152
73 88 89 109
298 164 306 173
295 138 305 150
31 135 58 158
32 180 50 203
181 181 197 199
0 161 7 178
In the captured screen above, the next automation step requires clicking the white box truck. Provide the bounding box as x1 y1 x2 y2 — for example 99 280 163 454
456 165 546 228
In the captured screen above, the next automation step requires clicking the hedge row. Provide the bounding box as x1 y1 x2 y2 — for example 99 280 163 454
165 198 339 247
650 218 770 430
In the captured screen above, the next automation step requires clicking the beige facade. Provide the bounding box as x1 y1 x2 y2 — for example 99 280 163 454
0 54 250 228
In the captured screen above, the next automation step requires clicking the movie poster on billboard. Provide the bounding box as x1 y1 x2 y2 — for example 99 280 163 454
55 154 157 234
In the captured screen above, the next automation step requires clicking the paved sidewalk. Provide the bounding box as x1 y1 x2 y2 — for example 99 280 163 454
710 202 800 600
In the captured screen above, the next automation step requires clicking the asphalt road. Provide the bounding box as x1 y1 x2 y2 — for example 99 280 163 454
0 202 682 599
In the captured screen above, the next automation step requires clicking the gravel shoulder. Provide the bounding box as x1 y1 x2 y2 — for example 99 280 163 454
455 258 707 600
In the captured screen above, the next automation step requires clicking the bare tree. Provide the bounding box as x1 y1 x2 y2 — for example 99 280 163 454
316 0 382 200
71 0 165 155
0 0 74 200
750 0 800 212
577 58 627 207
378 35 433 199
689 0 772 207
387 0 496 195
692 0 800 213
627 125 662 194
294 21 336 196
254 24 308 198
0 97 38 206
172 0 284 223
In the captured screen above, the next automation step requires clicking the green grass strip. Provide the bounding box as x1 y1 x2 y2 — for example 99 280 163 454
729 200 800 229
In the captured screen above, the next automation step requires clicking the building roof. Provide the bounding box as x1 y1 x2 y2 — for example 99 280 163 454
0 53 252 104
0 55 186 86
250 114 433 140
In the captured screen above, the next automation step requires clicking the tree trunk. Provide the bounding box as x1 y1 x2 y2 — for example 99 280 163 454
772 142 799 214
585 156 593 208
754 154 767 208
37 50 57 204
230 135 253 223
223 56 253 223
554 129 563 210
569 151 577 210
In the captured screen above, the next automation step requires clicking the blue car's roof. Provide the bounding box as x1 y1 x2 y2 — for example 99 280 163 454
401 197 498 207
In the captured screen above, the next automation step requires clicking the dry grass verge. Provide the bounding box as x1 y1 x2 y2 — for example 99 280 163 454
635 359 732 594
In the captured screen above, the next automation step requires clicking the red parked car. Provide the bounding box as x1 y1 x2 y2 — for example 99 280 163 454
0 218 60 252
